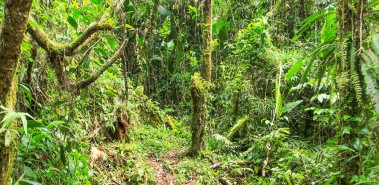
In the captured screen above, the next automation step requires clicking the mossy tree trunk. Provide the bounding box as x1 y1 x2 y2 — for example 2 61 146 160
201 0 213 82
27 0 127 92
189 0 212 157
0 0 33 184
336 0 366 183
189 76 208 156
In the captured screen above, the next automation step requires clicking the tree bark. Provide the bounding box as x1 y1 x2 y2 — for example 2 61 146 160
0 0 33 184
189 76 208 156
201 0 213 82
189 0 212 157
26 42 37 84
336 0 366 183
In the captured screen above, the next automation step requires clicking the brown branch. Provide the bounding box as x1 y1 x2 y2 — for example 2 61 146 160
26 42 37 84
71 32 100 55
27 0 126 56
27 19 61 54
64 23 112 54
74 39 128 90
69 40 100 76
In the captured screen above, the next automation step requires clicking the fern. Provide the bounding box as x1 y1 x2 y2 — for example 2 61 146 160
349 43 363 106
372 34 379 56
361 35 379 115
361 64 379 114
335 39 350 92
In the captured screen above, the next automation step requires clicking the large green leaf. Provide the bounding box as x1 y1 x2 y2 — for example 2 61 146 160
90 0 102 5
275 77 283 119
5 130 11 146
125 24 134 29
292 8 335 41
227 115 249 140
212 21 224 35
20 113 28 135
320 12 337 43
70 7 83 20
218 25 227 44
19 179 43 185
106 37 116 49
285 58 304 81
1 111 17 128
282 100 303 113
28 19 44 30
52 100 65 107
24 166 34 178
341 155 359 167
79 154 90 160
59 141 66 165
46 121 65 129
351 137 362 151
67 16 78 30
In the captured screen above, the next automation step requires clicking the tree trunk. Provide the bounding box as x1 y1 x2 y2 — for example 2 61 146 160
189 76 208 156
201 0 213 82
0 0 33 184
26 42 37 85
189 0 212 157
336 0 366 183
122 54 129 102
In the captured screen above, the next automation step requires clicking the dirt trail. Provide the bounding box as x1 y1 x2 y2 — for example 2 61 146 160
148 150 187 185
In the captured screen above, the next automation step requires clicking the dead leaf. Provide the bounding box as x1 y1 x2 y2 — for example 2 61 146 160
91 147 105 159
266 140 271 150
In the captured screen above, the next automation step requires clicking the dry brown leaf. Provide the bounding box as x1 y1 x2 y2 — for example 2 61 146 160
90 147 105 159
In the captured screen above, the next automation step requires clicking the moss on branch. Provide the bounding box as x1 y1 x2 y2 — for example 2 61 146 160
74 39 128 90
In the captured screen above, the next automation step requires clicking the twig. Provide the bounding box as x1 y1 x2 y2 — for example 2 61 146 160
358 0 363 55
69 40 100 76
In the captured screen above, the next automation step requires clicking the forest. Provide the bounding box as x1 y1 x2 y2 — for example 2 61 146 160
0 0 379 184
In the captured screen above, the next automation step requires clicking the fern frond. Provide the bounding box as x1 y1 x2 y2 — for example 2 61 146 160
361 52 371 64
368 49 379 68
361 35 379 115
362 63 379 115
372 34 379 56
349 43 363 106
351 72 363 106
337 72 349 89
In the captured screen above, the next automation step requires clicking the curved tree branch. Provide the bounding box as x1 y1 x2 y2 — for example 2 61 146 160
27 0 126 56
64 22 112 54
69 40 100 76
74 39 128 90
27 19 60 54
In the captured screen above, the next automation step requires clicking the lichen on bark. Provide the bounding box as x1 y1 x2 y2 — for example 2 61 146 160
0 0 33 183
188 74 208 156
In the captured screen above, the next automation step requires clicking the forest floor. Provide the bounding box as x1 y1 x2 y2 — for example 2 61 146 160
147 149 185 185
92 121 230 184
129 122 234 184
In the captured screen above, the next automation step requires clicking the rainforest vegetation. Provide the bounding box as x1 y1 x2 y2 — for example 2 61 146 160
0 0 379 184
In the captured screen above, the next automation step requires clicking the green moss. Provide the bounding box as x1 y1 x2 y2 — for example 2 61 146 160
188 74 208 156
0 73 18 185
